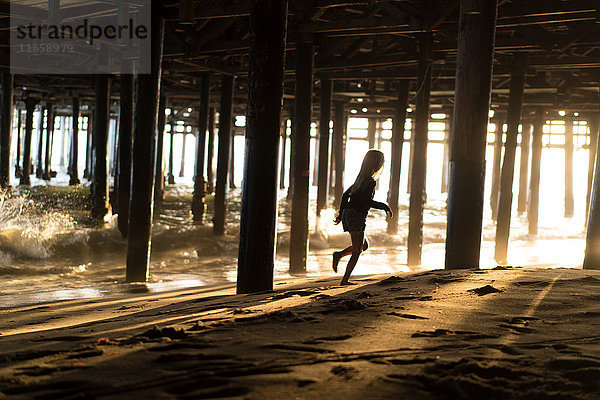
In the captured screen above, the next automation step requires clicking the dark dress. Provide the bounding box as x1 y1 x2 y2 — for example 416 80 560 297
337 178 389 232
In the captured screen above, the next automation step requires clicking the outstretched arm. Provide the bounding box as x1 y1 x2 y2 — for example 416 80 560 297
370 200 393 218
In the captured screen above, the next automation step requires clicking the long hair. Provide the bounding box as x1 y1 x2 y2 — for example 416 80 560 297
350 149 385 194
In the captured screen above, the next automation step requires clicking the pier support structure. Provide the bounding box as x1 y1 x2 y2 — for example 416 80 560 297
333 101 346 207
154 95 166 203
192 72 210 222
126 3 164 282
586 115 599 227
69 97 81 185
316 77 332 216
42 103 54 181
91 76 111 222
117 72 134 237
0 71 13 189
407 34 432 267
495 67 526 265
517 123 532 214
20 98 38 186
490 117 504 219
528 109 544 236
237 0 288 293
36 105 46 179
387 80 409 235
564 117 575 218
213 74 235 236
445 0 498 269
289 38 314 274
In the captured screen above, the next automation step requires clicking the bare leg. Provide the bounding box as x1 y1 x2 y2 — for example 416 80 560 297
340 231 364 285
333 236 369 273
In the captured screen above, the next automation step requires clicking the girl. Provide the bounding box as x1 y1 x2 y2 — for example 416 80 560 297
333 149 392 285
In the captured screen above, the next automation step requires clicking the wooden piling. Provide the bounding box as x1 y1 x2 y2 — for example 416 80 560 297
517 123 532 214
167 122 175 184
280 116 288 190
290 39 314 274
15 108 22 178
490 118 503 219
117 73 134 237
126 2 164 282
154 95 166 203
586 115 599 227
192 72 210 222
445 0 498 269
237 0 288 293
36 105 46 179
584 92 600 269
494 70 525 265
333 101 346 207
83 114 92 180
0 71 13 189
367 117 377 149
528 109 544 236
69 97 81 185
407 35 432 267
316 78 332 215
564 117 574 218
206 107 216 194
229 128 236 189
387 80 409 235
42 104 54 181
92 76 111 221
20 98 37 186
440 114 451 194
213 74 235 236
179 133 186 177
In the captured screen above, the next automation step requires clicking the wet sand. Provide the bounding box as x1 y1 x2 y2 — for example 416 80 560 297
1 267 600 399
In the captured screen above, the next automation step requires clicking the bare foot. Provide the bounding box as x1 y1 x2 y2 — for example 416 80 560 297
332 252 341 273
340 281 357 286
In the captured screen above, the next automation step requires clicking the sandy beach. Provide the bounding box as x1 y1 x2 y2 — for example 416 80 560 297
1 267 600 399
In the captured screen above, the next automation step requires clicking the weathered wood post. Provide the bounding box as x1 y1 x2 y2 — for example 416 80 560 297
213 74 235 236
280 115 288 190
192 72 210 222
440 113 451 194
367 117 377 149
316 77 332 216
15 108 22 178
517 122 532 214
69 97 81 185
445 0 498 269
36 105 46 179
290 38 314 274
0 71 13 189
387 80 409 235
167 117 176 184
91 76 111 221
42 104 54 181
564 117 574 218
333 101 346 207
229 125 236 189
584 92 600 269
20 98 38 186
179 133 187 177
528 109 544 236
237 0 288 293
494 67 526 265
154 95 166 203
59 116 67 168
490 117 504 219
83 114 92 179
407 34 432 267
206 107 216 193
586 115 599 228
126 2 164 282
117 72 134 237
